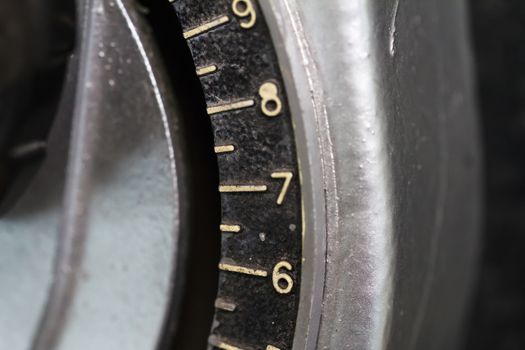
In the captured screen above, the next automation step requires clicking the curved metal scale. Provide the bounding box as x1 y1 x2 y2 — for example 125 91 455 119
172 1 303 349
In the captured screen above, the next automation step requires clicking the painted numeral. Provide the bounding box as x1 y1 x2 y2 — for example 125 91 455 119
232 0 257 29
272 261 294 294
259 82 283 117
271 171 293 205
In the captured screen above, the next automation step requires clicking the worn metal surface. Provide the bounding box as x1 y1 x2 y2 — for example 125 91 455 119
0 0 186 348
262 1 481 349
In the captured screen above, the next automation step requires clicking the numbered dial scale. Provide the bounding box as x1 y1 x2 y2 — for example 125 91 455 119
171 1 303 349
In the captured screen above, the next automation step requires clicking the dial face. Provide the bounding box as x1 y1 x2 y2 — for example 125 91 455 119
171 1 303 349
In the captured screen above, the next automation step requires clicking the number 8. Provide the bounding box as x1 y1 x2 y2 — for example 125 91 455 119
259 82 283 117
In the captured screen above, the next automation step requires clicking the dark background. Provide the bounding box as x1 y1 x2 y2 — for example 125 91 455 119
467 1 525 349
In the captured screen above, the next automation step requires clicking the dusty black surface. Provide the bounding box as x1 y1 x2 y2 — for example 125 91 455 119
467 1 525 349
172 1 302 349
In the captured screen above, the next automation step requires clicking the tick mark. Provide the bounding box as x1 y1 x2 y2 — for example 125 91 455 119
196 64 218 76
219 185 267 193
214 298 237 312
219 262 268 277
220 224 241 233
208 337 245 350
207 100 255 115
214 145 235 154
183 16 230 39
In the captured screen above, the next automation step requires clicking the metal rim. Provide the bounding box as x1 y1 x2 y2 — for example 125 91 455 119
262 1 481 349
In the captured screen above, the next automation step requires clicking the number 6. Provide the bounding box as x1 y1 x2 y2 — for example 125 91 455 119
272 261 294 294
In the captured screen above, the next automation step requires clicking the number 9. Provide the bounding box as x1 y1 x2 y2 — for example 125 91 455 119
232 0 257 29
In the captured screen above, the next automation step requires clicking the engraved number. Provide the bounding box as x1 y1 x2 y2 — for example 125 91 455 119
232 0 257 29
259 82 283 117
272 261 294 294
271 171 293 205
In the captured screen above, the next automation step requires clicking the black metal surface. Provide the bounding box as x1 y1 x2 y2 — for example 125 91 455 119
172 1 302 349
467 1 525 349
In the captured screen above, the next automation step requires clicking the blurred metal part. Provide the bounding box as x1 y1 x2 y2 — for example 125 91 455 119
0 43 76 350
0 0 47 88
0 0 75 213
0 0 74 87
0 0 185 349
261 1 481 349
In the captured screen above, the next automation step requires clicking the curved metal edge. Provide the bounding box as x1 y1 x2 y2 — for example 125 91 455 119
0 13 78 350
265 2 396 349
259 2 336 350
111 1 189 348
263 1 482 350
31 0 96 347
31 0 185 348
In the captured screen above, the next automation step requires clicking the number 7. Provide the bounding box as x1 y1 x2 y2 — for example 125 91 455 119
271 171 293 205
